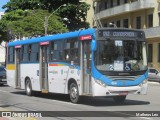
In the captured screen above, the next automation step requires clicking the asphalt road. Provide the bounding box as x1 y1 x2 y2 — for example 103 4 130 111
0 82 160 120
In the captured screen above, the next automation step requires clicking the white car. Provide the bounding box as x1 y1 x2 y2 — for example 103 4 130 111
148 67 160 83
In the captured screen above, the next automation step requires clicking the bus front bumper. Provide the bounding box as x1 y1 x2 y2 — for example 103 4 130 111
92 80 148 96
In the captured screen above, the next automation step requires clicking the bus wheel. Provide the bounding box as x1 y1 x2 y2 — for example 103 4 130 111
25 79 32 96
69 82 80 103
113 96 126 103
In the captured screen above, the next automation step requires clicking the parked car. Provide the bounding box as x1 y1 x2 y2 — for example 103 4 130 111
0 66 6 86
148 67 160 83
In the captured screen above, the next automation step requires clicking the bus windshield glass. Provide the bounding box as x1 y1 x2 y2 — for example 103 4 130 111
95 40 147 72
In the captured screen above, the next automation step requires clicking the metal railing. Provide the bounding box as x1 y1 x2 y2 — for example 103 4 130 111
143 26 160 38
95 0 155 19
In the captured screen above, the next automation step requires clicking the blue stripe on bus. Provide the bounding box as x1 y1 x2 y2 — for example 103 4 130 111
8 28 95 47
92 62 148 87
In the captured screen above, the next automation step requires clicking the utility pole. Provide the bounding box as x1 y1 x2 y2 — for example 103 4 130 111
44 16 48 36
43 4 66 36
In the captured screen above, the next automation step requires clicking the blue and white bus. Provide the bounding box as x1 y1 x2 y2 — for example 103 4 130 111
7 28 148 103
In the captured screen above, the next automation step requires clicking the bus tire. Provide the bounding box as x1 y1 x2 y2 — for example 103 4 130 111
69 82 80 103
25 79 32 96
113 95 126 103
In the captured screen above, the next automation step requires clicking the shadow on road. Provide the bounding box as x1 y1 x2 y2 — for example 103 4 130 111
0 84 9 87
10 90 150 106
80 97 150 106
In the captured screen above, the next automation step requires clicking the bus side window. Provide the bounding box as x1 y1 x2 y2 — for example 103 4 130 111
22 45 29 62
30 44 39 62
8 47 15 63
28 44 32 61
50 41 64 61
50 41 54 61
64 38 79 64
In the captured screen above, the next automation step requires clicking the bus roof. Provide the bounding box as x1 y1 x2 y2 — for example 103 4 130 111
8 28 95 47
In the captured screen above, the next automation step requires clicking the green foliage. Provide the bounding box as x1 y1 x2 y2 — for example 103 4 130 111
2 0 90 30
0 30 7 43
0 9 27 41
2 0 40 11
0 9 67 41
0 0 90 42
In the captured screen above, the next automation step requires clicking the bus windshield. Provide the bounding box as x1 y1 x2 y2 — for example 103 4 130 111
95 40 147 72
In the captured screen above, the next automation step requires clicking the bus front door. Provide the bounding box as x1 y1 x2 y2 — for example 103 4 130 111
15 47 21 88
81 40 92 95
40 44 49 93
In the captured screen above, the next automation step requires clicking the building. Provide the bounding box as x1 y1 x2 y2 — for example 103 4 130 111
0 12 4 19
0 12 5 65
80 0 94 27
93 0 160 70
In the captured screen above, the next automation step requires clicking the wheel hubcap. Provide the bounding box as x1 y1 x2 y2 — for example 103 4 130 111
71 87 77 99
26 82 30 93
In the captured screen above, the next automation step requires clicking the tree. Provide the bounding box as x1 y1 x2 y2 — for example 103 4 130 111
0 9 26 42
0 9 67 42
0 0 90 42
2 0 90 30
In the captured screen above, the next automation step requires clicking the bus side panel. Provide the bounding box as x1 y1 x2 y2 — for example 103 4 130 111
48 63 81 94
48 65 68 93
65 68 81 95
7 64 16 88
20 63 40 91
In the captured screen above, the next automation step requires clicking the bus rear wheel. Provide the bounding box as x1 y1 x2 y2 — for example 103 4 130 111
25 79 32 96
113 95 126 103
69 82 80 103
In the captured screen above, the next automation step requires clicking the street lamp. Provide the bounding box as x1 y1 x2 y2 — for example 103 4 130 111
44 4 66 36
109 22 117 28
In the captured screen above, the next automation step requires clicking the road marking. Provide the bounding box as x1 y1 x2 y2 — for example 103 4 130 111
0 90 8 93
51 99 77 105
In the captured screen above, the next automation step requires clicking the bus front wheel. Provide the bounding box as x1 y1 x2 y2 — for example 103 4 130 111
113 95 126 103
25 79 32 96
69 82 80 103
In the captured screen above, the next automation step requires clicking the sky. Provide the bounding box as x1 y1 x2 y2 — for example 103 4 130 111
0 0 10 12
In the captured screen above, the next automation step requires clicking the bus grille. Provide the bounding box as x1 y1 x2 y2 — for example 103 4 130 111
107 76 140 81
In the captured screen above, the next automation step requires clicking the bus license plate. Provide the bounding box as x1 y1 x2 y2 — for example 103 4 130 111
119 91 128 95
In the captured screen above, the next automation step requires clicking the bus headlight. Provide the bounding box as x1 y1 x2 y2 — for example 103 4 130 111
139 79 148 87
95 80 107 88
142 79 148 84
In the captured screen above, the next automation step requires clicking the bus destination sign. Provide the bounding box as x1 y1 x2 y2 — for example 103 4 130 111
98 30 143 38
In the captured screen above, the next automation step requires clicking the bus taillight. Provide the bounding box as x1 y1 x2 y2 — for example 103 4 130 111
79 35 92 40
